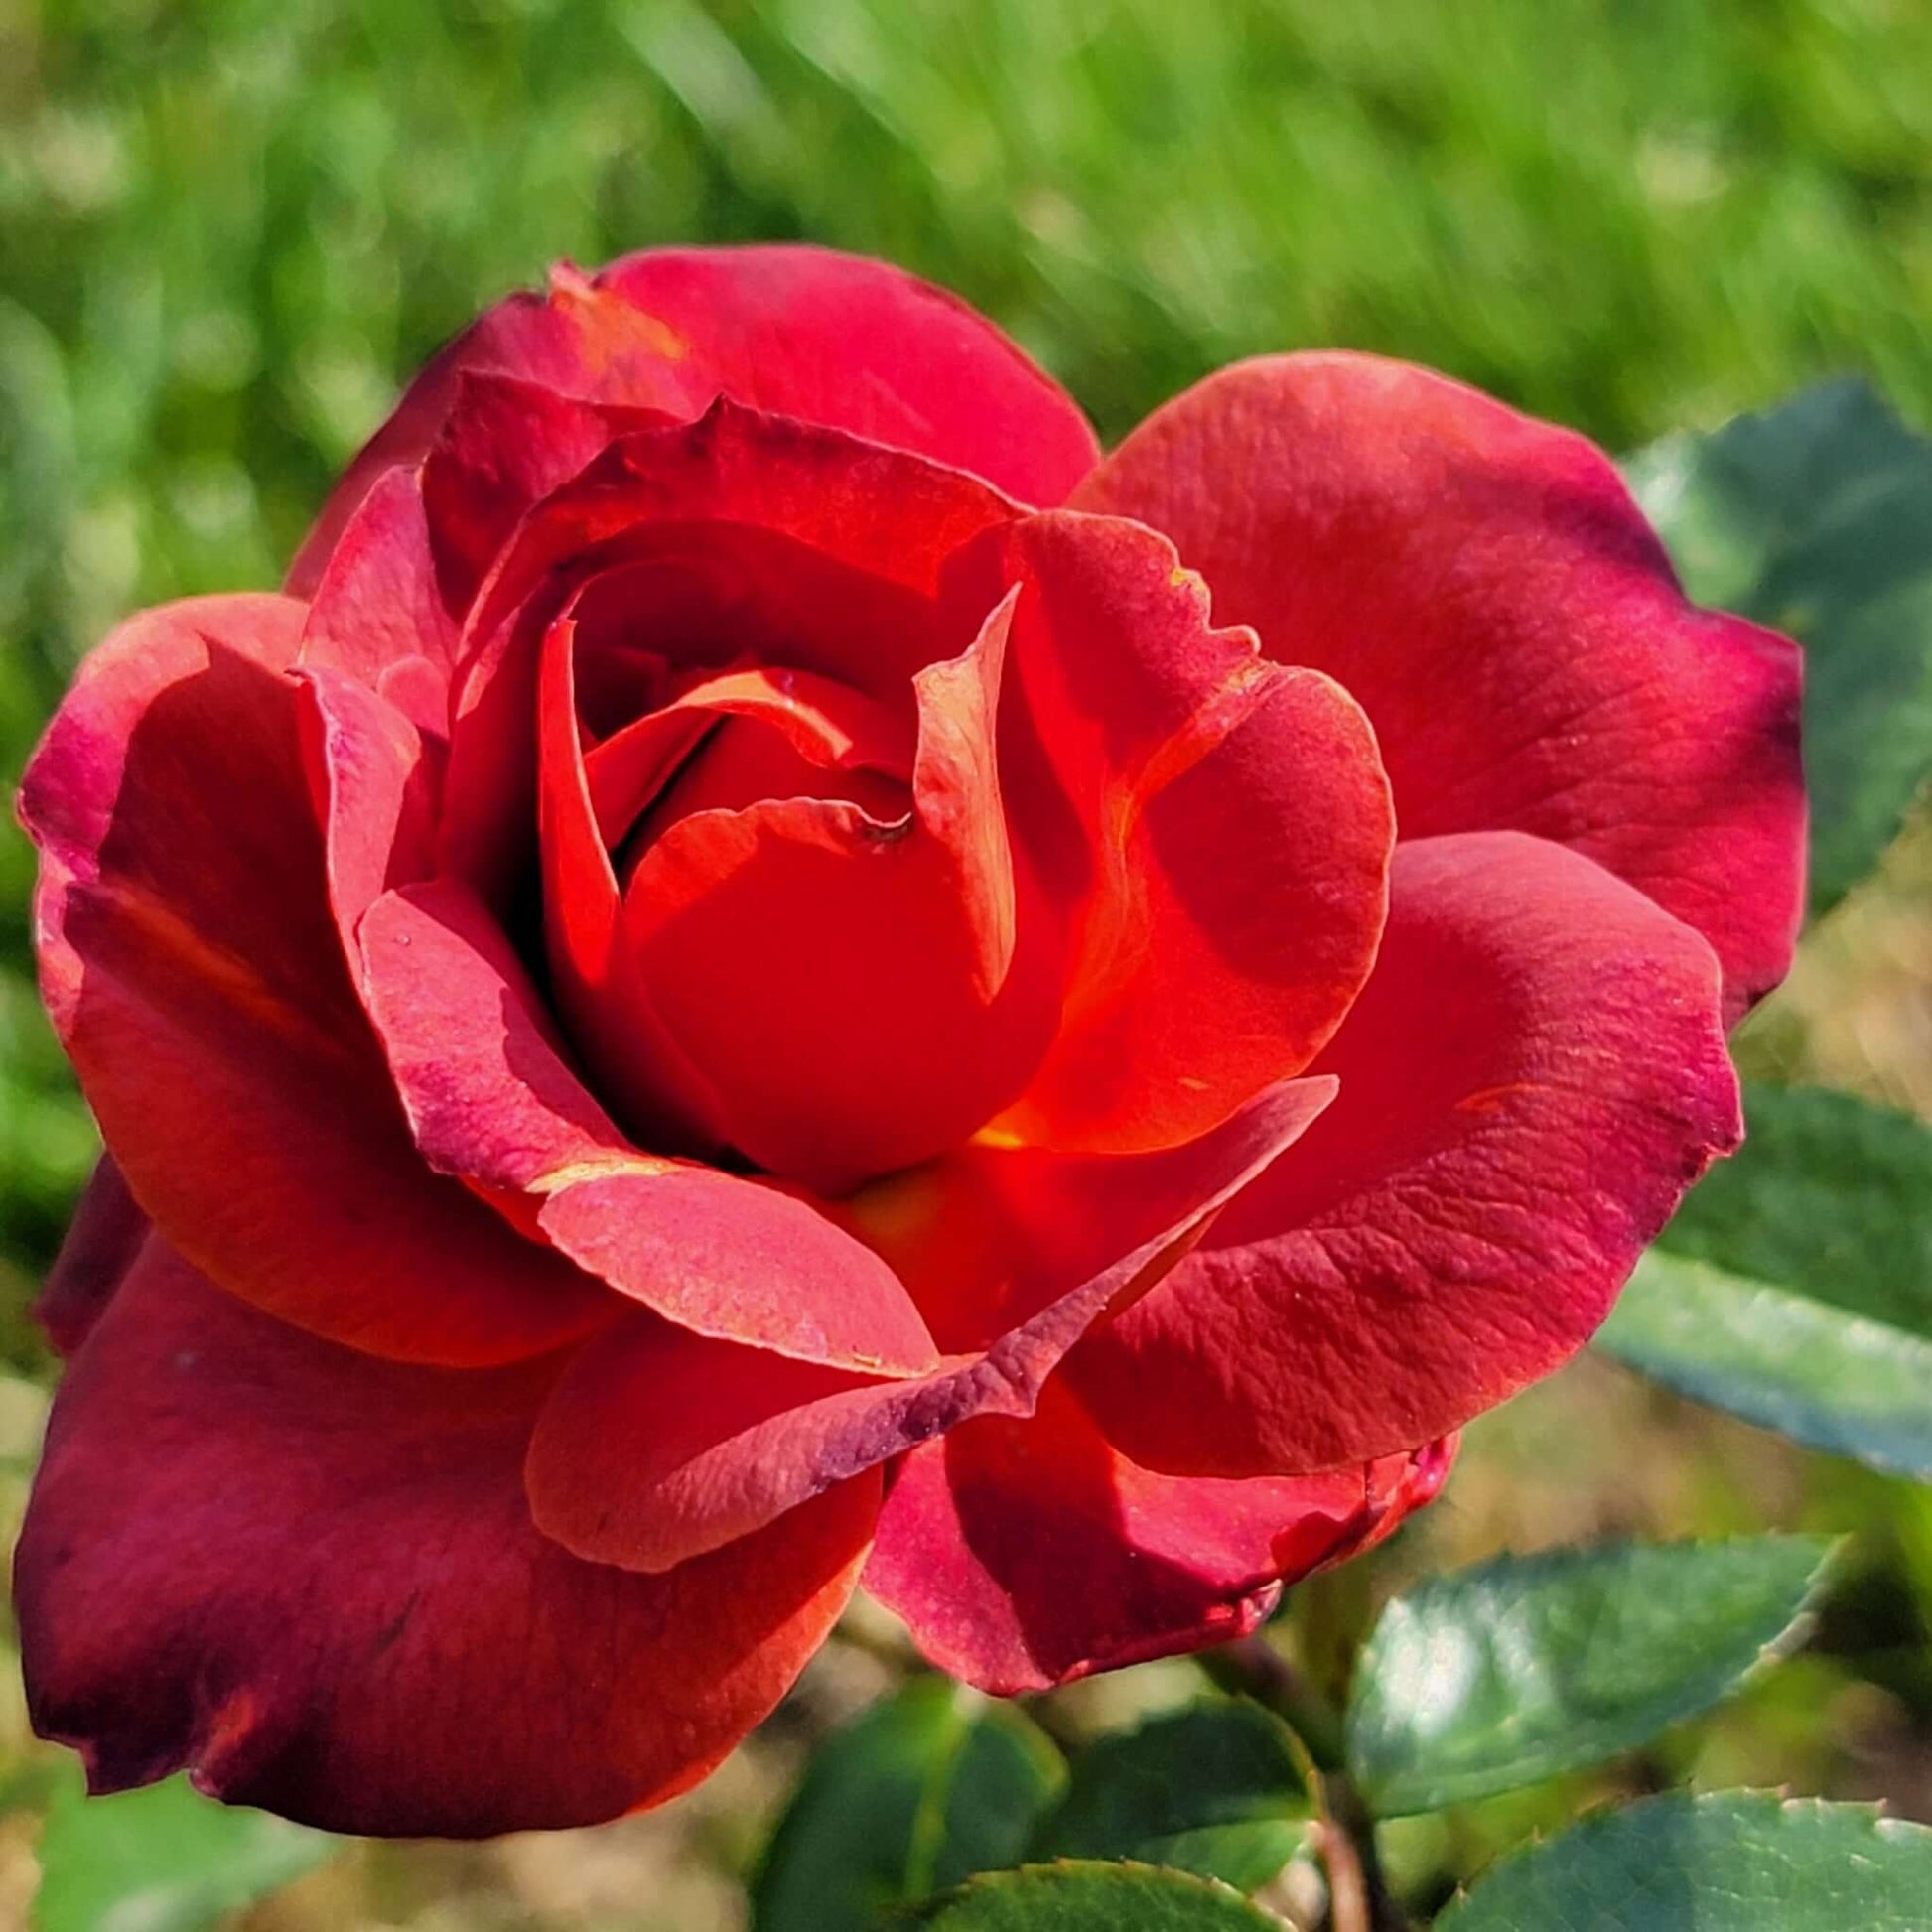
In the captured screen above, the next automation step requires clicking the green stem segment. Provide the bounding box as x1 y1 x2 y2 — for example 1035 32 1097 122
1203 1635 1415 1932
1199 1634 1347 1771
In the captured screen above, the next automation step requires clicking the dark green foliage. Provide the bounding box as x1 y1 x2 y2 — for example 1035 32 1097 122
902 1862 1283 1930
1028 1702 1309 1890
1436 1793 1932 1931
1628 382 1932 918
1346 1537 1837 1814
753 1680 1064 1930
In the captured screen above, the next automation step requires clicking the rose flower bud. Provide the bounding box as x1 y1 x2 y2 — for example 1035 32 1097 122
15 247 1803 1836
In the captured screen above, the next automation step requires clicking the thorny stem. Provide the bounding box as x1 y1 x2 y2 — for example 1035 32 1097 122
1203 1634 1416 1932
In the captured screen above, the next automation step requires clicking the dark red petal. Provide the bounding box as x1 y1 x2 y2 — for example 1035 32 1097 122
288 246 1098 591
1074 354 1805 1019
296 464 459 712
463 395 1021 661
357 877 940 1376
620 592 1059 1189
33 1156 146 1357
19 598 610 1365
1067 831 1742 1475
15 1240 876 1837
948 511 1393 1155
864 1387 1456 1694
522 1076 1336 1574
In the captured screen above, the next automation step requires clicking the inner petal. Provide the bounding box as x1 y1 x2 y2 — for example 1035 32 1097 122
612 597 1063 1193
567 524 957 735
587 662 917 851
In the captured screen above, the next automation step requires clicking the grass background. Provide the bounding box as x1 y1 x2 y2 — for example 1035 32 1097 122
1 0 1929 1925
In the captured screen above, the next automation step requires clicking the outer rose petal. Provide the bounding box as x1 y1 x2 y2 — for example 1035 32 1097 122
33 1156 146 1357
14 1240 877 1837
522 1076 1337 1574
864 1387 1456 1694
287 244 1099 591
356 877 940 1376
952 512 1393 1155
298 664 440 947
297 463 459 708
1073 353 1805 1019
1068 831 1742 1475
419 372 674 612
19 597 611 1366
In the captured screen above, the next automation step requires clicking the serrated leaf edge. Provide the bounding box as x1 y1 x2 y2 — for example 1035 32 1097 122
1438 1787 1932 1922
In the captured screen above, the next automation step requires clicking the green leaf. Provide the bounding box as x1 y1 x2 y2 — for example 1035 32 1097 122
753 1678 1065 1931
903 1862 1284 1930
1028 1702 1310 1891
1597 1251 1932 1479
1345 1535 1835 1816
1626 378 1932 917
34 1770 338 1932
1662 1083 1932 1337
1602 1085 1932 1477
1436 1792 1932 1931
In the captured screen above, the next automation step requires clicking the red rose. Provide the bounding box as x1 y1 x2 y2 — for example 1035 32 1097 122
15 247 1802 1837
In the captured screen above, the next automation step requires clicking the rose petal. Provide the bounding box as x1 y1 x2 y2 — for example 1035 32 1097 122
620 590 1060 1189
1073 353 1805 1019
297 664 440 946
296 464 459 713
420 371 673 610
15 1239 877 1837
438 397 1017 907
288 245 1098 591
518 420 1019 1161
586 661 916 845
285 279 635 597
357 877 940 1375
586 247 1101 503
19 597 610 1365
523 1075 1336 1574
951 511 1393 1154
33 1156 146 1357
538 614 731 1155
1066 830 1742 1474
865 1385 1455 1694
463 396 1022 663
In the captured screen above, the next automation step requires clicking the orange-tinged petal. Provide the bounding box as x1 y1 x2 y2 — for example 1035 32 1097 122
952 512 1393 1154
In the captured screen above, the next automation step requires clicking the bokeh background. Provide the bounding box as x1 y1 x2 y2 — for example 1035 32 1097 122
3 1 1930 1926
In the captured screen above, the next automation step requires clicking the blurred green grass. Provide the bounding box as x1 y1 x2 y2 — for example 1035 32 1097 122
2 1 1931 1921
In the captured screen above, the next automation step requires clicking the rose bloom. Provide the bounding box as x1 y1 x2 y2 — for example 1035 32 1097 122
15 248 1802 1837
